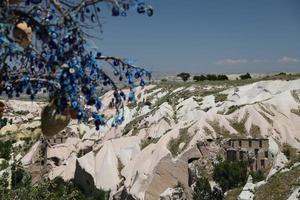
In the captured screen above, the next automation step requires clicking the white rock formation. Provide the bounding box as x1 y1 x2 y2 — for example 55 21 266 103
238 175 255 200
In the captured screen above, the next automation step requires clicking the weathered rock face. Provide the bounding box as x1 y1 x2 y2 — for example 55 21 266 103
144 155 190 200
6 79 300 199
160 187 187 200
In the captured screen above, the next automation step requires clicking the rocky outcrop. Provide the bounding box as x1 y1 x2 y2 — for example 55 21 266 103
238 175 255 200
144 155 190 200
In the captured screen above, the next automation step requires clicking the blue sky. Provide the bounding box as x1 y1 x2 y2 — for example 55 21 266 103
91 0 300 74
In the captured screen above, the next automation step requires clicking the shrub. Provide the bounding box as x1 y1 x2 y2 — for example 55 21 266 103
0 167 109 200
213 160 248 191
193 177 224 200
140 137 160 150
249 170 265 183
193 75 206 82
215 93 228 103
0 140 13 160
240 73 251 80
177 72 191 82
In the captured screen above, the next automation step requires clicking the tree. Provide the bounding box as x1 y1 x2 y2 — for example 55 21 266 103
0 0 153 136
0 140 13 160
193 75 206 82
212 160 248 191
240 73 252 80
0 167 109 200
177 72 190 82
193 177 224 200
193 177 212 200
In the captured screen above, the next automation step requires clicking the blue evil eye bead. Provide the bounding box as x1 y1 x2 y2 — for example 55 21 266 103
69 67 75 74
95 99 102 110
112 7 120 16
113 60 119 66
86 8 90 13
147 8 154 17
123 4 130 11
128 91 135 102
134 72 140 79
120 91 126 100
121 12 127 17
91 14 96 22
71 100 78 109
77 111 83 120
137 5 145 14
113 70 119 76
26 87 32 95
140 79 145 87
96 52 102 57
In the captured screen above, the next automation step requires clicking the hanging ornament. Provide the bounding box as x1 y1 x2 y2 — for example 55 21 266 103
12 21 32 48
41 100 71 137
112 7 120 16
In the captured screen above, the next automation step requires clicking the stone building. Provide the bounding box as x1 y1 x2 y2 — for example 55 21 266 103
223 138 270 171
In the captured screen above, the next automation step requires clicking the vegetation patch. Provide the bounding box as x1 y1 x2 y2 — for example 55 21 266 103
249 124 262 138
291 90 300 103
213 160 248 191
215 93 228 103
291 106 300 117
258 111 273 125
207 120 231 138
0 167 109 200
249 170 265 183
225 188 243 200
192 176 224 200
254 165 300 200
140 137 161 150
225 105 244 115
117 157 125 179
0 140 13 160
282 143 300 167
168 126 192 157
258 103 275 117
229 113 249 134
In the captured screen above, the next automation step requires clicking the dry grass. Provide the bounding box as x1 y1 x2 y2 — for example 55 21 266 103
229 113 249 134
140 137 160 150
249 124 262 138
258 111 273 125
254 165 300 200
207 119 231 137
258 103 275 117
168 127 192 157
291 90 300 103
225 188 242 200
215 93 228 103
291 106 300 117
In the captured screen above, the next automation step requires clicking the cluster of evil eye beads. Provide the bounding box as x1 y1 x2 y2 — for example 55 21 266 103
0 0 152 130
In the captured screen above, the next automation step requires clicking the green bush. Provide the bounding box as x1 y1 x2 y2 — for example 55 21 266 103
249 170 265 183
0 140 13 160
0 166 109 200
213 160 248 191
193 177 224 200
